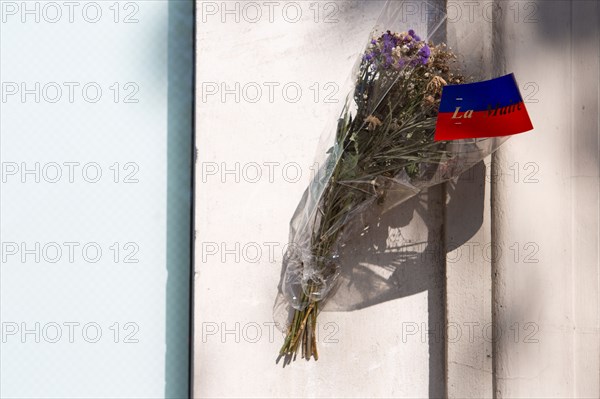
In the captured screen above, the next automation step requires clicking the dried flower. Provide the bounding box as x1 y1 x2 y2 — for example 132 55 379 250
365 115 382 131
427 75 447 94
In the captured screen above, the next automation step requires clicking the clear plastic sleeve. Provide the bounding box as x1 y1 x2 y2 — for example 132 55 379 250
274 0 509 343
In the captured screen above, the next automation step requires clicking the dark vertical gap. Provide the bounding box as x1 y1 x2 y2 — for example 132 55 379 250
426 186 447 399
442 183 449 399
188 1 197 395
190 1 197 396
428 2 447 397
189 2 197 395
166 1 195 398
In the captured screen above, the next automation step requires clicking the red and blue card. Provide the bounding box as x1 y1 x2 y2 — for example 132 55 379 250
434 73 533 141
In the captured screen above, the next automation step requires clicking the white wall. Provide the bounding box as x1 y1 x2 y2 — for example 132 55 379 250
195 1 444 397
195 1 600 397
492 1 599 397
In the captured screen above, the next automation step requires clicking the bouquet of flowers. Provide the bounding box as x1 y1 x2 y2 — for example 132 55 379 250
274 1 532 362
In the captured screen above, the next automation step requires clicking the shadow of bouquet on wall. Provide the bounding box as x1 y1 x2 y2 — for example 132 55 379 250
275 162 486 397
326 161 486 312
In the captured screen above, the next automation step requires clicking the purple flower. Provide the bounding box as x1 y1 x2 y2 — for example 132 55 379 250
382 30 398 53
418 44 431 63
385 54 393 67
407 29 421 42
363 51 376 62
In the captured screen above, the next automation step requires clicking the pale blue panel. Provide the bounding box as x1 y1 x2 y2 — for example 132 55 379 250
0 1 193 397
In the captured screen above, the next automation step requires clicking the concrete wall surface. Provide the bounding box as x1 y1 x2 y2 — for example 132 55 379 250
195 1 600 397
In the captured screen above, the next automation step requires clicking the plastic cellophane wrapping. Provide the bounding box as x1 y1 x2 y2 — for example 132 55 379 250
274 0 509 353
